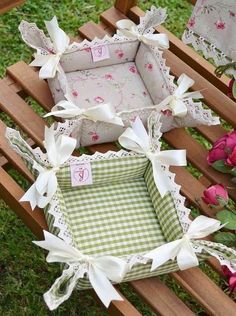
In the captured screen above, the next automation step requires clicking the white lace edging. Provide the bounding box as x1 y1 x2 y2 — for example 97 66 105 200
182 29 236 77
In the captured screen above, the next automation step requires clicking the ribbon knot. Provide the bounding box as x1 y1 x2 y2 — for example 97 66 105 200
156 74 204 117
34 231 129 310
20 125 76 209
118 117 186 197
30 16 70 79
144 215 223 271
116 19 169 49
44 98 124 126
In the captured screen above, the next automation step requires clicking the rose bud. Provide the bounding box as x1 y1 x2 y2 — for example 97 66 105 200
202 184 228 206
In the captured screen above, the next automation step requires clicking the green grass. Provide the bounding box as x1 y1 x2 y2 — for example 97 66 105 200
0 1 226 315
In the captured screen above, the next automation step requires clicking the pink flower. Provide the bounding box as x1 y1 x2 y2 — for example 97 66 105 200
89 131 99 142
207 130 236 165
105 74 113 80
115 49 124 59
226 147 236 166
162 109 172 117
94 96 104 104
230 11 236 17
202 184 228 206
143 91 147 96
215 20 226 30
227 78 235 99
188 17 196 28
84 47 91 53
222 266 236 292
129 65 137 73
72 90 79 97
145 63 153 71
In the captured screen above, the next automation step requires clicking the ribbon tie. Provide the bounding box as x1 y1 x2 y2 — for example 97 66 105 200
144 216 222 271
116 19 169 49
118 117 186 197
30 16 70 79
44 99 124 126
20 125 76 209
156 74 204 117
34 231 129 310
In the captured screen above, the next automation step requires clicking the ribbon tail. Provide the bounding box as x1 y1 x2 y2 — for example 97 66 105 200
85 103 124 126
170 99 188 117
39 55 60 79
88 265 123 308
151 160 173 197
144 239 182 271
20 183 38 210
177 240 199 270
142 33 169 49
44 265 83 311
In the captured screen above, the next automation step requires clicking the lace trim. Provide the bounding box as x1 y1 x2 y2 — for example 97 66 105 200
182 29 236 76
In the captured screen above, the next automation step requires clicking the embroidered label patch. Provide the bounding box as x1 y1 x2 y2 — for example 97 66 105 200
91 45 110 62
70 162 93 187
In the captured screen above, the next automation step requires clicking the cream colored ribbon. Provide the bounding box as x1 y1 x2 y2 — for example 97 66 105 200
20 125 76 209
118 117 186 197
30 16 70 79
144 216 222 271
34 231 129 310
116 19 169 49
156 74 204 117
44 99 124 126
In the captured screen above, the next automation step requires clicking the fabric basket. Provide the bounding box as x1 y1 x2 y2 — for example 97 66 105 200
6 113 236 311
19 6 219 147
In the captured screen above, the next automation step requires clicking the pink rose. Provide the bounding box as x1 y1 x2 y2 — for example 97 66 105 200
230 11 236 17
89 131 99 142
227 78 235 99
94 96 104 104
188 17 196 28
226 147 236 166
202 184 228 206
207 130 236 165
115 49 124 59
145 63 153 71
215 20 225 30
129 65 137 73
222 266 236 292
105 74 113 80
72 90 78 97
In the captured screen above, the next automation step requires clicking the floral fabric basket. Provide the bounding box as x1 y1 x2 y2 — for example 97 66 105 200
6 114 236 311
19 6 219 147
182 0 236 77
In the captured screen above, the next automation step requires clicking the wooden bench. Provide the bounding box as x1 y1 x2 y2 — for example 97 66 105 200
0 0 235 314
0 0 25 14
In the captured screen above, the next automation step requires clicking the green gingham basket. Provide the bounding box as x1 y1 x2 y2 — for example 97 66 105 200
5 114 236 310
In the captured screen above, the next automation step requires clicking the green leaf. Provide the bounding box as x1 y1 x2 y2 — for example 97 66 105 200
233 80 236 99
214 232 236 247
212 160 232 174
216 210 236 230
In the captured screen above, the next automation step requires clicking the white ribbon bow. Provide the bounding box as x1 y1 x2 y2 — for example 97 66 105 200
144 216 222 271
20 125 76 209
33 231 129 310
30 16 70 79
44 99 124 126
156 74 204 117
118 117 186 197
116 19 169 49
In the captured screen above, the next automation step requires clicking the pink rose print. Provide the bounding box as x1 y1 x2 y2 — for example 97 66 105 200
94 96 104 103
215 20 225 30
230 11 236 17
143 91 147 96
89 131 99 142
105 74 113 80
145 63 153 71
84 47 91 53
162 109 172 117
188 17 195 28
115 49 124 59
72 90 79 97
129 65 137 73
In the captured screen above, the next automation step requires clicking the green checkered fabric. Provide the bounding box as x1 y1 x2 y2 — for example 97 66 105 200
7 130 235 291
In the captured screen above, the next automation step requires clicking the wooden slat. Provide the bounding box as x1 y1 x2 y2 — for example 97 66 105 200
0 79 46 147
128 6 230 95
173 268 236 316
130 277 194 316
0 166 47 238
0 120 34 182
114 0 137 14
7 61 54 112
0 0 25 14
79 21 109 39
108 289 142 316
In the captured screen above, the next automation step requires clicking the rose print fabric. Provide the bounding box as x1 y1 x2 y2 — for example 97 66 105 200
183 0 236 68
64 62 153 113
